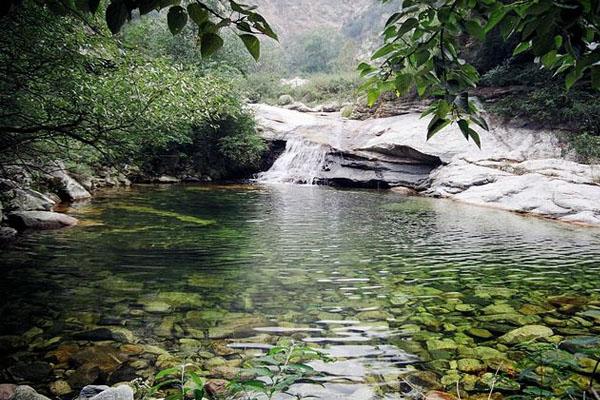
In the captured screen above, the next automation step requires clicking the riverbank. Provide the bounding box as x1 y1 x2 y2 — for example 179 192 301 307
254 104 600 226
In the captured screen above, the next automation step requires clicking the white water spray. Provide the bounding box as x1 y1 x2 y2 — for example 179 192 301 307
256 138 328 184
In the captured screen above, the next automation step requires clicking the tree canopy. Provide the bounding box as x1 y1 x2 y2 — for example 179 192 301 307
362 0 600 145
1 0 277 60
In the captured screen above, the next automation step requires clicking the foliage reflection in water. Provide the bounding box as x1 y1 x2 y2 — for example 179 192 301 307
1 184 600 399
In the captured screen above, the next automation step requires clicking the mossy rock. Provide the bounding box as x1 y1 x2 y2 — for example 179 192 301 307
499 325 554 344
457 358 486 373
427 339 458 352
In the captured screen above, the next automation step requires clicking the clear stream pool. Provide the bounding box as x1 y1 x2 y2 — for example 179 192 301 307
1 184 600 399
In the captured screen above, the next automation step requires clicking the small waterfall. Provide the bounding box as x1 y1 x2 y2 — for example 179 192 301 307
256 138 328 184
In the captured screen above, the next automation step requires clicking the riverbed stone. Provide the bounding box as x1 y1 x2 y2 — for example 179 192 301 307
426 339 458 352
8 361 52 382
49 380 72 396
466 328 493 339
457 358 486 373
71 344 125 373
8 211 78 230
499 325 554 344
559 336 600 354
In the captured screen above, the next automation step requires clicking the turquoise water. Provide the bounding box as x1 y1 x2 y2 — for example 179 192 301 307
1 184 600 398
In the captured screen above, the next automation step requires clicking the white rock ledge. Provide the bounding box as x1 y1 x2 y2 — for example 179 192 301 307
253 104 600 226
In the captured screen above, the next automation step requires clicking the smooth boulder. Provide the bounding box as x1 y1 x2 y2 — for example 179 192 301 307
8 211 78 230
2 188 55 212
46 163 91 201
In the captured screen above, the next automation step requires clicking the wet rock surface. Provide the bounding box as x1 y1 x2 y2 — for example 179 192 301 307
7 211 78 230
254 104 600 225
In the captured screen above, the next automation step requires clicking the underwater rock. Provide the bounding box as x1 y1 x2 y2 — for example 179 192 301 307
560 336 600 354
8 361 52 382
71 344 125 374
403 370 442 390
457 358 486 373
204 380 228 398
465 328 493 339
46 343 80 364
108 365 139 385
499 325 553 344
142 301 171 313
426 339 458 352
8 211 78 230
72 328 114 341
49 380 72 396
424 390 457 400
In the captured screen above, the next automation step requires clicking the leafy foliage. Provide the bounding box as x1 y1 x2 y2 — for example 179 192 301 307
147 363 205 400
0 1 265 179
1 0 277 60
228 341 329 400
366 0 600 144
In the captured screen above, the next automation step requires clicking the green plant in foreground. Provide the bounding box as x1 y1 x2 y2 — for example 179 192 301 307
228 341 330 400
147 363 206 400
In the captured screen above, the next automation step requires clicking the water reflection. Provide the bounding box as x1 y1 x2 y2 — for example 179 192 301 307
1 184 599 398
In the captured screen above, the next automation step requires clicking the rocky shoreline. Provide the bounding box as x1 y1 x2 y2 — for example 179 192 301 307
253 104 600 226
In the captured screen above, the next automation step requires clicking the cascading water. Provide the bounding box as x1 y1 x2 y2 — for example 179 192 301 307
256 138 328 184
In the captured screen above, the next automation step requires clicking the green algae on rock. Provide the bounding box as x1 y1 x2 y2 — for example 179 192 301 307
111 204 215 226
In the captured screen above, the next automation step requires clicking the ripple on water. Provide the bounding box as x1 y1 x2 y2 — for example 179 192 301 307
1 184 600 399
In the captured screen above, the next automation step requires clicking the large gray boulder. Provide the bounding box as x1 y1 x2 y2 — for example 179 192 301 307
46 163 91 201
8 211 78 230
2 188 55 212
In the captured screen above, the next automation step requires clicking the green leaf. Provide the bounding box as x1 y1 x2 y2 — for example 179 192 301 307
470 129 481 148
465 20 485 40
105 1 128 34
397 17 418 37
470 114 489 131
395 74 413 94
367 89 380 107
458 119 470 140
200 33 224 57
167 5 188 35
371 43 396 60
239 34 260 61
427 116 450 140
187 3 208 25
513 41 532 56
565 69 578 90
484 6 507 33
155 367 180 380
